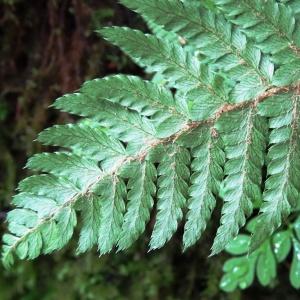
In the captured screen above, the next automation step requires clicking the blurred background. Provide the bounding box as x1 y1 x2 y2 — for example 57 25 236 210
0 1 299 299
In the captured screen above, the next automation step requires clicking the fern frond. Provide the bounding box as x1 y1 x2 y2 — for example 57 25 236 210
100 27 232 119
144 19 179 46
3 190 77 267
96 177 127 254
37 124 127 161
181 126 225 250
3 0 300 269
212 0 299 56
77 195 101 254
77 75 189 137
150 145 190 250
117 160 156 250
2 85 294 267
79 75 184 117
53 93 158 147
26 152 101 188
99 27 202 91
212 0 300 85
250 93 300 250
212 107 267 254
120 0 202 44
18 175 80 203
121 0 275 101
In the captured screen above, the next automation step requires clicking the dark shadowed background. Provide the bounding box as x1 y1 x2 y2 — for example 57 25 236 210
0 1 298 299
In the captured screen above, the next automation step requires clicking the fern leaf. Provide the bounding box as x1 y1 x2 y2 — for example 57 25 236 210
53 93 158 150
26 152 101 188
76 195 101 254
250 93 300 250
120 0 202 43
212 0 300 85
78 75 189 137
118 161 156 250
96 177 126 254
2 194 77 267
53 207 77 251
121 0 275 101
99 27 200 91
180 126 225 249
211 107 267 254
3 0 300 268
100 27 231 119
272 61 300 86
145 18 179 45
18 175 79 204
150 145 190 250
80 75 183 117
212 0 299 56
38 124 127 161
12 193 58 218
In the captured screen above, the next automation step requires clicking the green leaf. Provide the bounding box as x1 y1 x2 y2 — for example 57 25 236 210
212 0 300 86
150 145 190 249
145 18 179 45
77 195 101 254
117 161 157 250
222 232 278 291
121 0 273 99
79 75 189 137
3 0 300 271
2 204 77 268
230 74 266 103
26 152 102 188
96 177 126 255
38 124 127 161
12 193 58 218
290 238 300 289
212 0 300 58
80 75 185 117
251 94 300 250
272 60 300 86
182 126 224 249
256 241 277 286
53 93 158 150
121 0 203 44
245 217 261 234
53 207 77 251
272 230 292 262
18 175 79 204
294 216 300 240
212 107 267 254
99 27 230 119
220 255 256 292
99 26 201 91
225 234 250 255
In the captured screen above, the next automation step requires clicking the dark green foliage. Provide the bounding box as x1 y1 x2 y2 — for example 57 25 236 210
2 0 300 294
